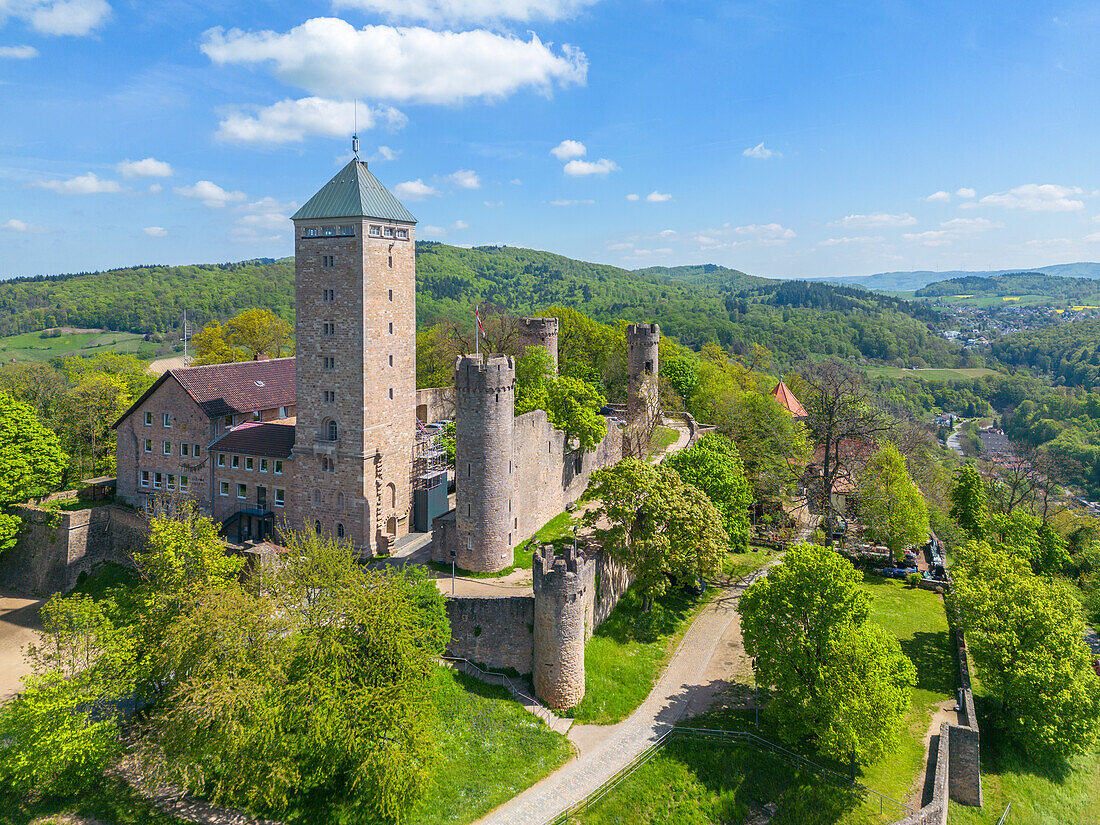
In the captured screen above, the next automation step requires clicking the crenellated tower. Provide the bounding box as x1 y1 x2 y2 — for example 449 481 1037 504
626 322 660 412
454 354 516 571
532 544 591 709
518 316 559 372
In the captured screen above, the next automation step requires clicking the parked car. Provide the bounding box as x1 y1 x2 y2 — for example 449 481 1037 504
881 566 917 579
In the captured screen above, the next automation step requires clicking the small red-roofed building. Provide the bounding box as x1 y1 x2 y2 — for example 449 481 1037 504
770 379 808 420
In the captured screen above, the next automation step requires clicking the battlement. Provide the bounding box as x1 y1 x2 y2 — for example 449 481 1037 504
533 544 585 582
626 322 661 342
520 316 560 336
454 354 515 393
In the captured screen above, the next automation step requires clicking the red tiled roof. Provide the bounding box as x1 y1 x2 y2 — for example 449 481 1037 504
210 421 296 459
770 380 808 419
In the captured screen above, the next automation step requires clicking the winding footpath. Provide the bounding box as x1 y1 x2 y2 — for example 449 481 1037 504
475 557 782 825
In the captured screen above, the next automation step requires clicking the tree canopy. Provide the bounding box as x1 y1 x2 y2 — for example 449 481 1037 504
664 433 753 550
192 308 294 364
0 392 69 552
858 440 929 558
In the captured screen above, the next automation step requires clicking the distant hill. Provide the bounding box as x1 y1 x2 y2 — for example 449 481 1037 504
915 271 1100 302
0 243 969 369
812 262 1100 292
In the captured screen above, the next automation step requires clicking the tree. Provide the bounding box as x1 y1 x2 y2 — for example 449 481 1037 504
951 540 1100 761
545 375 607 452
514 345 554 415
665 433 753 550
64 372 132 477
738 544 915 763
662 355 699 402
719 390 809 500
193 308 293 364
0 393 68 552
949 463 987 540
858 440 929 558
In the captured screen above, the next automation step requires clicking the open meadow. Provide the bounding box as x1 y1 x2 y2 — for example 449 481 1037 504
0 329 154 362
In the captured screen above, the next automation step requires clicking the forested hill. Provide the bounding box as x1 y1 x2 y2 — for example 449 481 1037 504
915 271 1100 302
0 242 969 368
992 318 1100 390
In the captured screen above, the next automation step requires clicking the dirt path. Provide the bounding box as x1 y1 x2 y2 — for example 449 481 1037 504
0 590 44 704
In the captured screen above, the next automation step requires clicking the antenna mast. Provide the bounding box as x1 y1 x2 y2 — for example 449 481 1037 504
352 100 360 160
181 310 193 367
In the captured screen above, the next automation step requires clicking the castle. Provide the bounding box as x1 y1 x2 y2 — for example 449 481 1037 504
113 157 661 708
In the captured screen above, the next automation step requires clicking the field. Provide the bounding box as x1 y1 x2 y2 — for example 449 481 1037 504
0 328 154 362
569 575 955 824
863 366 996 382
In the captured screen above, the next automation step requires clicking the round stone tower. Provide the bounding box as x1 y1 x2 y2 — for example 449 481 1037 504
518 316 559 371
533 545 590 709
454 354 515 572
626 322 661 412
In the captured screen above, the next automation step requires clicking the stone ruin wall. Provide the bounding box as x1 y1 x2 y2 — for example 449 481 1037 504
415 386 455 424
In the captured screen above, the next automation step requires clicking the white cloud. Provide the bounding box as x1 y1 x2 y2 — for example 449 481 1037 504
116 157 173 178
143 226 167 237
731 222 795 239
447 169 481 189
201 18 587 106
332 0 600 24
452 219 469 230
625 193 639 201
216 96 407 145
0 45 37 58
607 241 632 250
148 183 163 194
956 187 976 198
394 179 440 200
549 198 594 206
693 222 795 249
2 218 32 231
692 234 718 245
979 183 1085 212
36 172 120 194
1 0 110 36
510 178 522 185
421 225 447 237
925 190 951 203
372 145 399 161
657 229 677 237
234 197 296 233
902 216 1001 246
645 190 672 202
742 141 779 159
563 157 618 176
819 235 884 246
550 139 586 160
1093 214 1100 224
1024 237 1074 251
1083 231 1100 243
837 212 917 228
175 180 246 207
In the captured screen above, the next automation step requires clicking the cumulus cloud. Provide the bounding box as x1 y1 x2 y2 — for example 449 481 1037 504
731 223 796 239
563 157 618 176
819 235 884 246
902 216 1001 246
549 198 594 206
447 169 481 189
956 187 976 198
332 0 600 24
452 219 469 230
625 193 639 201
0 44 37 58
645 190 671 202
836 212 917 228
925 190 951 203
742 141 779 159
36 172 120 194
372 145 399 161
550 139 586 160
607 241 633 251
2 218 36 231
176 180 246 207
201 18 587 106
692 222 795 250
148 183 163 194
394 179 440 200
421 225 447 237
117 157 173 178
0 0 110 36
979 183 1085 211
143 226 167 237
234 197 296 233
657 229 676 237
216 97 407 145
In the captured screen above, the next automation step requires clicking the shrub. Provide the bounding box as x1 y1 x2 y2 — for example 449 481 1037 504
906 572 923 588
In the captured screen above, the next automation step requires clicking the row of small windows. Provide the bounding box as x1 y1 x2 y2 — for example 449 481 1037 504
140 471 189 492
369 225 408 240
315 520 347 538
144 412 174 427
301 224 409 240
216 454 284 474
145 439 201 457
219 482 285 507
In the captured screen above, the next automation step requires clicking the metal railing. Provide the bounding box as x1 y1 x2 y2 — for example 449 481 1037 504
545 725 912 824
440 655 545 714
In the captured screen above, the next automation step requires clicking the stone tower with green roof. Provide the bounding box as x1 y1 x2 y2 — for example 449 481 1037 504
290 159 417 555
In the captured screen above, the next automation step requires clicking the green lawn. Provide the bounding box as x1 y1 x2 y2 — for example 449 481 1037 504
863 366 997 382
648 425 680 460
564 549 774 725
0 777 187 825
425 510 582 578
0 329 154 362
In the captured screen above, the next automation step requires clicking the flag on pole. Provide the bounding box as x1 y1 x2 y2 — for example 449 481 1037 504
475 305 486 337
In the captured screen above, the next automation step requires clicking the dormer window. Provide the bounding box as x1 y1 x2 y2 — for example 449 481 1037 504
255 380 265 387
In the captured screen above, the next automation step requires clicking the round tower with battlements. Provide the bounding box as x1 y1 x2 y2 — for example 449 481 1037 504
626 322 660 412
454 354 516 572
518 316 559 371
532 545 590 709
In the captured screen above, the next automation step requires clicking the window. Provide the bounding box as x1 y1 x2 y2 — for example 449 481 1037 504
322 225 337 237
337 492 344 508
246 457 254 471
388 388 394 400
304 227 319 238
274 488 285 507
166 474 176 492
232 455 240 469
327 420 338 441
388 255 393 268
322 254 334 268
163 412 171 427
143 411 152 426
321 456 335 473
313 490 321 505
144 439 152 453
388 322 393 334
339 225 355 236
369 225 381 237
217 453 226 467
252 411 261 421
237 483 246 499
323 322 335 336
315 519 322 533
220 481 229 496
388 289 393 302
275 460 283 474
180 476 189 492
388 354 393 367
278 407 287 418
193 443 200 456
384 226 394 238
323 356 335 370
154 472 163 489
323 390 335 404
140 470 150 487
396 228 408 240
181 443 190 458
224 415 233 428
260 459 268 473
163 441 171 456
322 288 334 302
337 523 345 538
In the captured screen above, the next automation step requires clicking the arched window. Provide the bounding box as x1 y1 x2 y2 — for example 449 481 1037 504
314 520 321 533
327 420 338 441
337 492 345 508
386 482 396 509
337 523 345 538
313 490 321 504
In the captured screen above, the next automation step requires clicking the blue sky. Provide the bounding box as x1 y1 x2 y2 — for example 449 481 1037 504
2 0 1099 280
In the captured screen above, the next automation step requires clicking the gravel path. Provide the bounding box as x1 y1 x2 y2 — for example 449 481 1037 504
0 590 43 704
474 558 781 825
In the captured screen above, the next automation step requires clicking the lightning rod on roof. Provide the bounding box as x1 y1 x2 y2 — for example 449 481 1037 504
352 100 360 160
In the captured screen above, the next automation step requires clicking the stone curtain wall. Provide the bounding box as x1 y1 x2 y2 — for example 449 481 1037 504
0 504 145 596
415 386 455 424
444 595 535 674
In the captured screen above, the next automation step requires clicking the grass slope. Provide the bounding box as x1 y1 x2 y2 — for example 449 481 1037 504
0 329 153 362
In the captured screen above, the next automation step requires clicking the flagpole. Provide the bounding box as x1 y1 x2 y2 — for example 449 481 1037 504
475 305 479 357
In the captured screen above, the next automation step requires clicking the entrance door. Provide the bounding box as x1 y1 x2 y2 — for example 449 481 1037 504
257 485 267 509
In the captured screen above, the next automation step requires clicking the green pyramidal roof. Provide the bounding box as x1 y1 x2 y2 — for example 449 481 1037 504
292 160 417 223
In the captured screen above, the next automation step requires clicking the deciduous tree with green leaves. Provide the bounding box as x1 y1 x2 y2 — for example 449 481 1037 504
949 463 988 540
665 433 753 550
0 392 68 552
193 308 293 364
858 440 929 558
738 544 915 764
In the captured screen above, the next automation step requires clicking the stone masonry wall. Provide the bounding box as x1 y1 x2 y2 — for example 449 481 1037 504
444 595 534 674
415 386 455 424
533 546 589 709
